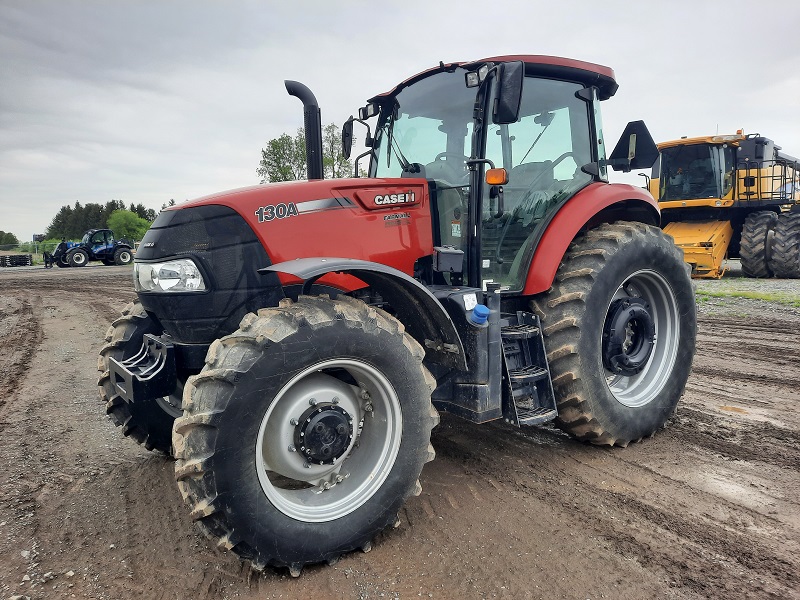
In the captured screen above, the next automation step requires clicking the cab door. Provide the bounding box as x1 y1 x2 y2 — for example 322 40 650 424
479 77 596 291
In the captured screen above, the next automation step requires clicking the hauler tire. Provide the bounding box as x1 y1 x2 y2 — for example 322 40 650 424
114 247 133 266
740 211 778 278
68 249 89 267
173 295 438 575
768 211 800 278
531 222 696 447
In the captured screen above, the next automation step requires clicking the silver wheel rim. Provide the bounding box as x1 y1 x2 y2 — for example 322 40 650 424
604 269 679 408
118 251 131 264
73 253 86 265
255 359 402 522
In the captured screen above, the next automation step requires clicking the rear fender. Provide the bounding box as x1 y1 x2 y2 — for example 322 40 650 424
262 258 467 370
522 183 659 295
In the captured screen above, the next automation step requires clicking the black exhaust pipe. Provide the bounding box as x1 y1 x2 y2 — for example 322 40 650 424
285 80 324 180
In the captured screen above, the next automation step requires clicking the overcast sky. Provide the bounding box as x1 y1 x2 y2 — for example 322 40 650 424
1 0 798 241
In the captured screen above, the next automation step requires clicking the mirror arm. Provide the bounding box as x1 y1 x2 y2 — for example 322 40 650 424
353 150 373 177
490 185 504 218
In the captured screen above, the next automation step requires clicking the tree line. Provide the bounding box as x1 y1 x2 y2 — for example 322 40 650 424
45 200 157 240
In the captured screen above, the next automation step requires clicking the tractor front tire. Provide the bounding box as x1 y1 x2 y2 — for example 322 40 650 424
740 211 778 278
531 222 695 446
98 302 180 453
114 247 133 266
768 211 800 278
68 249 89 267
173 295 438 574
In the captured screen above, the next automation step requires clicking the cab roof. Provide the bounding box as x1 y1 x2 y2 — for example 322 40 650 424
368 55 618 102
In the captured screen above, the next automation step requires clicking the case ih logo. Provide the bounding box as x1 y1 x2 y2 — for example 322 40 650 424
374 192 416 206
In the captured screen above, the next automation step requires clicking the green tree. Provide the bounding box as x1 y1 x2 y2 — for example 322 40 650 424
107 209 151 241
257 129 306 183
0 231 20 247
257 123 352 183
323 123 353 178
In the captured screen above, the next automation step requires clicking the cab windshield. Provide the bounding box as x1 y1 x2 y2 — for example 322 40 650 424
372 69 474 184
370 68 596 291
658 144 735 201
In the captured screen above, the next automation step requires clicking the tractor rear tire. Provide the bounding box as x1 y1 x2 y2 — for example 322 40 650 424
173 295 438 574
531 222 695 447
68 249 89 267
114 247 133 266
768 211 800 278
740 211 778 278
97 302 180 453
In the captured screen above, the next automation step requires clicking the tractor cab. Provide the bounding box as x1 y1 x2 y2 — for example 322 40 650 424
346 56 656 291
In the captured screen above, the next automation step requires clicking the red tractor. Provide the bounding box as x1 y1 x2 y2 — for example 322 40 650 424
99 55 695 575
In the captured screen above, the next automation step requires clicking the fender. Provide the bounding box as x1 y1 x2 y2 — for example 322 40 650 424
261 258 467 371
522 182 660 295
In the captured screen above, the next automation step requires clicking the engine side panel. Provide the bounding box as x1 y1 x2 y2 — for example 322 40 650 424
177 178 434 291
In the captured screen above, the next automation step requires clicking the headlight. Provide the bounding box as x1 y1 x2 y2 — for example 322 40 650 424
134 259 206 292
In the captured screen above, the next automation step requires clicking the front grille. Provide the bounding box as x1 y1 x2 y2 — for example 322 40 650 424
136 205 284 343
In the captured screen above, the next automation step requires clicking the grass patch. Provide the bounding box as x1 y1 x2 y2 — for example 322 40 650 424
695 289 800 308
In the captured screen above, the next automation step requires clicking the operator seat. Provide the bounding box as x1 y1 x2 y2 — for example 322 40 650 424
505 161 554 211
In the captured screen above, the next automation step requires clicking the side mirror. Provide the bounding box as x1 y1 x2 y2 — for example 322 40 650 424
608 120 660 172
492 61 524 125
342 116 354 159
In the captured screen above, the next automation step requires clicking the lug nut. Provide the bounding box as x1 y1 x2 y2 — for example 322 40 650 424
332 397 339 404
290 418 298 426
309 398 317 406
288 445 296 452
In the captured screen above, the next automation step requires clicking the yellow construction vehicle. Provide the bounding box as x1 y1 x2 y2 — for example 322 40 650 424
648 132 800 278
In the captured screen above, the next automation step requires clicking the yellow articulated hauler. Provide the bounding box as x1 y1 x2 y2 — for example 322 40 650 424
649 132 800 278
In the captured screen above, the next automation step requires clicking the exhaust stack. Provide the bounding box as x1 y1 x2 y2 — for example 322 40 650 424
285 80 324 180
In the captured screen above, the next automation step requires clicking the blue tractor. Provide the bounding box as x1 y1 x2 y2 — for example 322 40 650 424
50 229 134 267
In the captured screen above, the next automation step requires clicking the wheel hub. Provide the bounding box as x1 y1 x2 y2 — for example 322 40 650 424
294 404 353 465
602 297 656 376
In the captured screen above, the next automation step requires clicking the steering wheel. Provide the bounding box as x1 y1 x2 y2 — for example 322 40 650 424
427 153 470 185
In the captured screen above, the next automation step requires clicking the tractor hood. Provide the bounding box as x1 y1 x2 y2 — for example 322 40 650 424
157 177 434 275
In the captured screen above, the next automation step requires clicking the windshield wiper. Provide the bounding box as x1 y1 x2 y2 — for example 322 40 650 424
385 104 412 172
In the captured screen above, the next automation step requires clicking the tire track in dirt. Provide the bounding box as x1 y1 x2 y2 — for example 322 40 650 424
670 406 800 468
431 416 799 600
0 294 42 413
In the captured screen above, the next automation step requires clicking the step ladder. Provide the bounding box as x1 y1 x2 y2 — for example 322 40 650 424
501 312 558 426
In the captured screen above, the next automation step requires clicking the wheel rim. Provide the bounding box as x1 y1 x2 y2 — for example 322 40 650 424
156 379 183 418
118 251 131 264
73 253 86 265
255 359 402 522
603 269 680 408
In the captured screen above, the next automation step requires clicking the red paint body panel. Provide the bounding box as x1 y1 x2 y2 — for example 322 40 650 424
177 178 432 292
521 182 660 295
176 179 657 296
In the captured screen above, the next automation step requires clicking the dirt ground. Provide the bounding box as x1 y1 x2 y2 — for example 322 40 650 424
0 264 798 600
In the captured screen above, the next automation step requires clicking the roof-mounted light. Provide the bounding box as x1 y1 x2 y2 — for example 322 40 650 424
358 103 379 120
465 64 490 88
711 134 745 143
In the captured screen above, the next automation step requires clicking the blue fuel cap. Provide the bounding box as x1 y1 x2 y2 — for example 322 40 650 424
470 304 490 325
